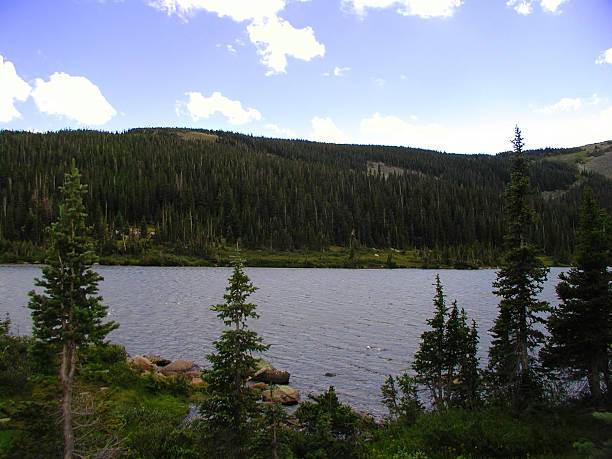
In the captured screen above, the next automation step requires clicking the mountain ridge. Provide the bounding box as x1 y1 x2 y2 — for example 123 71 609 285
1 128 610 266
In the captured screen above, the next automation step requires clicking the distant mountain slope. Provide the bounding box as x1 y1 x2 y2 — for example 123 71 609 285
577 141 612 179
1 128 611 265
528 140 612 179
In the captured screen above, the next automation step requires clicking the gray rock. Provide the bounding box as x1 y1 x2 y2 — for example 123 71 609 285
251 367 290 385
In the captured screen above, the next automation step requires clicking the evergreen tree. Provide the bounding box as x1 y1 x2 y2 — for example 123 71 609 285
413 275 480 409
541 188 611 405
28 161 118 459
413 275 448 406
293 386 363 457
381 374 422 423
487 127 549 407
200 254 269 457
444 303 480 407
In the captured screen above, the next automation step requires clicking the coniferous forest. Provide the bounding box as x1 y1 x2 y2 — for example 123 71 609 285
2 128 611 267
1 128 611 457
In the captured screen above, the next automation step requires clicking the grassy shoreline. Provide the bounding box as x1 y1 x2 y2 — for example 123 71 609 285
1 245 563 269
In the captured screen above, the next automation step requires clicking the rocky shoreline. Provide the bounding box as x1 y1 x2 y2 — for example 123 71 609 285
127 354 300 405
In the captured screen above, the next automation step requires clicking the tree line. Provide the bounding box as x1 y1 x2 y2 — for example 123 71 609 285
1 128 611 266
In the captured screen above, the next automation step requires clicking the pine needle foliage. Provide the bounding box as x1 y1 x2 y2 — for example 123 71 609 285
199 254 269 458
381 374 422 423
412 275 480 409
541 188 612 405
28 161 118 459
487 127 549 408
413 275 448 406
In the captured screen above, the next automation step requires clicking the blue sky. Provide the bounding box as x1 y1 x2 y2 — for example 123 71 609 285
1 0 611 153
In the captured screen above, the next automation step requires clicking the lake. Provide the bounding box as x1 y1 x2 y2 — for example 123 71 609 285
0 265 565 416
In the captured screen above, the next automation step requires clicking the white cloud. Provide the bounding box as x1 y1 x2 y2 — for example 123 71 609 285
303 105 612 154
540 0 568 13
334 66 350 77
591 93 603 105
525 104 612 149
599 106 612 128
533 94 606 114
360 112 448 150
596 48 612 65
226 44 237 54
344 0 463 18
310 116 350 144
149 0 324 74
247 16 325 75
507 0 569 15
0 55 32 123
148 0 285 22
533 96 583 114
31 72 116 125
184 91 261 124
265 123 294 137
506 0 532 15
373 77 386 88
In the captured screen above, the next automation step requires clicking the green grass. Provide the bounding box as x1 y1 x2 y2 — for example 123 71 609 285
0 430 16 455
545 150 588 167
367 406 611 459
98 245 489 269
544 141 612 179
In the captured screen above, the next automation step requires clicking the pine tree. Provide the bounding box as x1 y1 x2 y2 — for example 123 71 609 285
487 127 549 407
445 303 480 407
413 275 480 409
413 275 448 406
541 188 611 405
200 254 269 457
28 161 118 459
381 374 422 422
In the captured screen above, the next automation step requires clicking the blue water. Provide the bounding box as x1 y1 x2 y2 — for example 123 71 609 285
0 265 564 416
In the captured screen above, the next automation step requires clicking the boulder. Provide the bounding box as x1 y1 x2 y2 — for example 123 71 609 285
251 367 290 385
261 385 299 405
247 382 268 391
184 371 202 380
145 355 172 367
324 372 336 377
252 358 273 373
128 355 157 372
161 359 197 376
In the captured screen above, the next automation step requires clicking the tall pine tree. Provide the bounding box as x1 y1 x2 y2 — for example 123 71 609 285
487 127 549 408
541 188 611 405
413 275 448 406
28 161 118 459
200 254 269 457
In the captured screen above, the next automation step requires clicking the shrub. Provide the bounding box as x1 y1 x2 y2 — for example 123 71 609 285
0 315 34 395
122 405 199 458
368 407 598 458
291 386 369 458
80 343 127 366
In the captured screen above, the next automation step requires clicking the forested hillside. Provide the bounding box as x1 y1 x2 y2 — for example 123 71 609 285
1 128 610 266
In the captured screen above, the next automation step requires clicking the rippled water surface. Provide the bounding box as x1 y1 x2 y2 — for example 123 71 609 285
0 265 565 416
